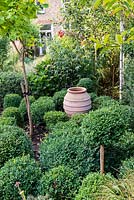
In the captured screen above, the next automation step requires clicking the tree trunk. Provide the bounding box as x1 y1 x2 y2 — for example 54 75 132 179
12 41 33 136
100 145 105 174
21 49 33 136
119 13 125 100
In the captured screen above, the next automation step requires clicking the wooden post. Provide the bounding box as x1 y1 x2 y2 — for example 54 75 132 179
100 145 105 174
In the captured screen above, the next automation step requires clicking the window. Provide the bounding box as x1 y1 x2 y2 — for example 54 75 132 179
37 24 53 56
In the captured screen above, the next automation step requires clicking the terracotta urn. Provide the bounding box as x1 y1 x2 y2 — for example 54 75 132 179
63 87 91 116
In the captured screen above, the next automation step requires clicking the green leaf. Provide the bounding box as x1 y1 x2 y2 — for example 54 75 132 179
103 34 110 45
115 34 123 45
93 0 102 9
43 3 49 8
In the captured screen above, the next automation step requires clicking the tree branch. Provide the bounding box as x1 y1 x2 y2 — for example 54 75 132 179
11 40 21 55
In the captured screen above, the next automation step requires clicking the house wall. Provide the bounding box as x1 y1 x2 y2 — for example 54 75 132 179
35 0 63 36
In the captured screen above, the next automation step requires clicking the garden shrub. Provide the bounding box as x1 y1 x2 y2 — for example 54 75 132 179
0 72 22 106
120 157 134 177
97 171 134 199
0 37 9 71
92 95 112 110
53 89 67 111
2 107 23 126
75 173 114 200
19 96 35 121
89 92 97 102
44 111 68 130
39 127 100 177
103 131 134 176
3 93 22 109
81 106 134 176
70 113 87 126
0 155 41 200
49 120 80 136
28 36 95 98
77 78 95 93
0 117 16 126
31 96 55 125
38 165 80 200
82 105 134 147
0 125 33 168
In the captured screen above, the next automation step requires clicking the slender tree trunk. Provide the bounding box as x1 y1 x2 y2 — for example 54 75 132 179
119 13 124 100
100 145 105 174
12 41 33 136
21 49 33 136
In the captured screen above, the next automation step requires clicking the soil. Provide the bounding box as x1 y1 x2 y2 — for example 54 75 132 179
25 124 47 160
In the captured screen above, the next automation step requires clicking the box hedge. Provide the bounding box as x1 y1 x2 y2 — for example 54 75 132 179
82 105 134 147
53 89 67 111
92 95 119 110
0 117 17 126
0 72 22 106
2 107 23 127
0 155 41 200
38 165 80 200
0 125 33 168
77 78 94 93
75 173 114 200
39 126 100 177
3 94 22 109
44 111 68 130
31 96 55 125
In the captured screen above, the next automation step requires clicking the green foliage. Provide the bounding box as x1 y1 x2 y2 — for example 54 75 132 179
77 78 95 93
120 157 134 178
92 95 112 110
48 36 94 87
75 173 114 200
53 89 67 111
0 117 16 126
93 95 119 110
31 96 55 125
98 172 134 200
38 165 80 200
39 125 99 177
2 107 23 127
3 94 22 109
82 105 134 146
70 113 87 126
0 0 38 45
0 72 22 106
19 96 35 121
89 92 97 102
0 125 33 168
0 37 9 71
44 111 69 130
28 36 95 98
50 120 80 136
0 155 41 200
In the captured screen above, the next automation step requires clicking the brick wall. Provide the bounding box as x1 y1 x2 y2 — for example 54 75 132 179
35 0 63 35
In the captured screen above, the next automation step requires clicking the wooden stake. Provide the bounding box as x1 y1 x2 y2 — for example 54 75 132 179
100 145 105 174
